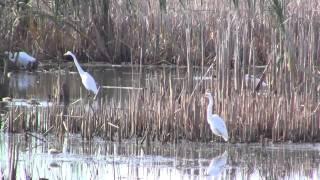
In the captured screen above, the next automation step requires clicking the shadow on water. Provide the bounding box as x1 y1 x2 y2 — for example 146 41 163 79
0 75 10 120
0 74 9 99
0 134 319 179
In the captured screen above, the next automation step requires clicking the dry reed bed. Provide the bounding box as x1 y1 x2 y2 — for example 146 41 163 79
0 0 319 66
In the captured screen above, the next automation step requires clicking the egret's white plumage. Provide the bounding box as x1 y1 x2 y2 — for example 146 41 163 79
244 74 268 88
64 51 98 95
205 92 229 141
4 51 37 69
207 151 228 176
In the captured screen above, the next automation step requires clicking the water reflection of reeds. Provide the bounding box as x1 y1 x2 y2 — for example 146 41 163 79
227 145 320 179
0 134 319 179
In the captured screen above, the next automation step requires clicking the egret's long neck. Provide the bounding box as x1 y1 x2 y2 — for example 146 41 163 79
71 54 85 75
8 52 15 61
207 96 213 118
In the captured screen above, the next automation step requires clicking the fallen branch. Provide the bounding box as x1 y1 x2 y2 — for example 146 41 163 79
107 122 119 129
56 114 83 118
101 86 144 90
13 112 23 123
26 132 48 143
63 121 69 132
70 98 82 105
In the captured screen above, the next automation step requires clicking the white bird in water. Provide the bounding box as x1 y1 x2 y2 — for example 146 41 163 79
48 148 61 155
4 51 38 70
205 92 229 142
207 151 228 177
244 74 268 88
2 96 12 102
64 51 99 96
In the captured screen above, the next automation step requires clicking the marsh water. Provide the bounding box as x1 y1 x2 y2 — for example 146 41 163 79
0 134 319 179
0 66 319 179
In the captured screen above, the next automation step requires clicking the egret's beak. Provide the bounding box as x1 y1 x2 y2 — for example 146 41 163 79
63 53 73 61
63 52 71 57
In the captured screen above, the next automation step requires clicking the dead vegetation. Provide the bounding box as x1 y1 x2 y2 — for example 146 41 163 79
0 0 319 143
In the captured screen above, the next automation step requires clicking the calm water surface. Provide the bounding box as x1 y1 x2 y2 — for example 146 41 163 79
0 134 319 179
1 66 196 101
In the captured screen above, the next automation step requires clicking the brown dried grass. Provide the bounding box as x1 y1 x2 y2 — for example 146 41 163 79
1 0 319 143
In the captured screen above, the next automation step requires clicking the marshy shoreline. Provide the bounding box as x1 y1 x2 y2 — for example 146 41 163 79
1 64 319 144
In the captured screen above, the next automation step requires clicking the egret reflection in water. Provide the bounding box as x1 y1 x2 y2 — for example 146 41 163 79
9 72 37 91
206 151 228 177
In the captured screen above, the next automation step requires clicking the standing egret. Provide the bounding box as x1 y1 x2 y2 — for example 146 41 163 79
205 92 229 142
4 51 38 70
64 51 99 96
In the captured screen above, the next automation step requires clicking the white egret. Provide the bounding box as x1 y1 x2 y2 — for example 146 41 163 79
48 148 61 155
7 72 13 78
2 97 12 102
244 74 267 88
4 51 38 70
64 51 99 96
205 92 229 142
207 151 228 176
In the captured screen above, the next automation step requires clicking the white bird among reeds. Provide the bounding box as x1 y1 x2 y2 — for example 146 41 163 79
48 148 61 155
64 51 99 96
244 74 268 88
4 51 38 70
207 151 228 177
2 96 12 102
205 92 229 142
